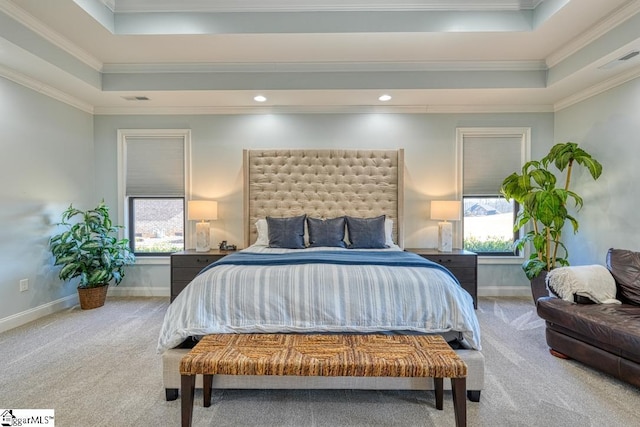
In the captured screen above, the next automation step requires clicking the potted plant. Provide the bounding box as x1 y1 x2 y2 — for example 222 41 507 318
501 142 603 301
49 201 135 309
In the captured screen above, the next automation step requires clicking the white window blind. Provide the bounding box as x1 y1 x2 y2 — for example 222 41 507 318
125 137 185 196
463 135 522 196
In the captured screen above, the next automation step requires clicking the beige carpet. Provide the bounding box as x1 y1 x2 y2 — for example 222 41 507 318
0 297 638 427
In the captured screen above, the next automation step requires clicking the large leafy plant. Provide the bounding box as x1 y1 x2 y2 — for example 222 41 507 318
50 201 135 288
501 142 602 280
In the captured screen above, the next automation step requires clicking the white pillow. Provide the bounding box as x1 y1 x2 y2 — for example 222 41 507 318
385 218 394 246
255 219 269 246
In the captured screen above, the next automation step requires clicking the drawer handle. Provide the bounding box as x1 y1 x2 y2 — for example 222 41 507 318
196 258 210 263
438 259 452 263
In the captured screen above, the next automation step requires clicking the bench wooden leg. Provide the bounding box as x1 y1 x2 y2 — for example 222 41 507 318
433 377 443 410
181 375 195 427
451 377 467 427
203 375 213 407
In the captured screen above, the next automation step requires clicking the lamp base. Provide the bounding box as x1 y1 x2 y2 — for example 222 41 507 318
437 221 453 252
195 221 210 252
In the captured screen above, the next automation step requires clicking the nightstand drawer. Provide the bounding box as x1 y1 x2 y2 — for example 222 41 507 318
171 254 224 268
450 267 476 284
171 281 191 298
426 256 473 269
172 267 209 281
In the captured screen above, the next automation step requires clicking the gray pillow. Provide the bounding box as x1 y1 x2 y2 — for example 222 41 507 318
345 215 387 249
267 215 306 249
307 217 346 248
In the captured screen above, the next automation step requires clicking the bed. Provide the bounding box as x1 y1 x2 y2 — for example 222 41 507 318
160 148 484 401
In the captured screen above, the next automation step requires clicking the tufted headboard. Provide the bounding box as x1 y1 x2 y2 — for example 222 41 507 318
243 149 404 248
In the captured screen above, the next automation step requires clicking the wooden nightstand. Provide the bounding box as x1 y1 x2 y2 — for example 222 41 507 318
170 249 232 302
405 248 478 309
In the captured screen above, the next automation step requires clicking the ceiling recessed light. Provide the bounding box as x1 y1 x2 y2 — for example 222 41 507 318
254 95 267 102
378 94 392 102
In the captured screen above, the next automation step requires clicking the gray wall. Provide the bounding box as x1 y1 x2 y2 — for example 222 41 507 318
94 112 553 293
554 77 640 266
0 76 94 323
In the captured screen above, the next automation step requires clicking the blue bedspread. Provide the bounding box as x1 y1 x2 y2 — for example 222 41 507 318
201 250 459 283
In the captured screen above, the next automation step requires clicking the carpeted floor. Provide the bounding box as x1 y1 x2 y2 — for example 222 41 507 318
0 297 638 426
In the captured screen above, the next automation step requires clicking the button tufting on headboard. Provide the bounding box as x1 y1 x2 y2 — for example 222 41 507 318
244 149 404 248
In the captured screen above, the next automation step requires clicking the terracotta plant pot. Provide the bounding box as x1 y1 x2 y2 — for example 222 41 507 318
77 284 109 310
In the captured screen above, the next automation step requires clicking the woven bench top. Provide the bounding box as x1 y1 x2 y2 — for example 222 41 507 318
180 334 467 379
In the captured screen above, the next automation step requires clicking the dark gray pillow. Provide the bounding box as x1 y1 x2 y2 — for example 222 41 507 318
307 217 346 248
345 215 387 249
267 215 306 249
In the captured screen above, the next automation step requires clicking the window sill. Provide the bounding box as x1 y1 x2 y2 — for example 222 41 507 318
478 255 524 265
134 256 170 265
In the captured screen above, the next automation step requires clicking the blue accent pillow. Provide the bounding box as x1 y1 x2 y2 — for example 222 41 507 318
267 215 306 249
307 216 346 248
345 215 387 249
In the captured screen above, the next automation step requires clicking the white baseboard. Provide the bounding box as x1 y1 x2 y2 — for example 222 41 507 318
478 286 530 297
107 286 170 297
0 294 78 334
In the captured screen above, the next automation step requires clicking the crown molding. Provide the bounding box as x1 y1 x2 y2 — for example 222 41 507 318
100 0 116 12
111 0 542 13
546 0 640 68
95 105 429 115
102 60 547 74
426 104 552 113
0 65 94 114
0 0 103 71
93 103 553 115
554 65 640 111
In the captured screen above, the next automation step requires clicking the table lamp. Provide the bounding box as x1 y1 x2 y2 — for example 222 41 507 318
187 200 218 252
431 200 461 252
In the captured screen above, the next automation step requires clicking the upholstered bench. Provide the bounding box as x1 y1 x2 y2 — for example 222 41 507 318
179 334 468 427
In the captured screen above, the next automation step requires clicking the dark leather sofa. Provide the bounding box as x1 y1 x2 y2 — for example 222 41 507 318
536 248 640 388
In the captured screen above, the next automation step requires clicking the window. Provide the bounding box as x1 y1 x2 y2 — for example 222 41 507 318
457 128 530 256
128 197 185 255
463 196 518 255
118 130 191 257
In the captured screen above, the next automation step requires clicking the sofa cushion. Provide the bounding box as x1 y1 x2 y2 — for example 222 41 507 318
537 297 640 365
606 248 640 306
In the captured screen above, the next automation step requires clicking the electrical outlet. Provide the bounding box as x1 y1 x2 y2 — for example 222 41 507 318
19 279 29 292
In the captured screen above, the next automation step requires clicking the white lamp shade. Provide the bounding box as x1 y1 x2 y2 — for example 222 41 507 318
431 200 461 221
188 200 218 221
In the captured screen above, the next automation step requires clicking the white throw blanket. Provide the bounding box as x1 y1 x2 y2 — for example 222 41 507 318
546 265 621 304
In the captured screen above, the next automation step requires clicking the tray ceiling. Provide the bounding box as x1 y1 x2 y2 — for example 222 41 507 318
0 0 639 114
